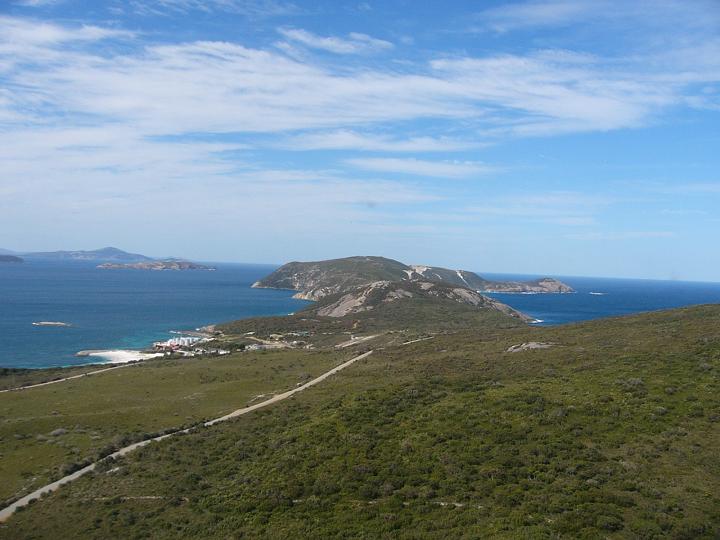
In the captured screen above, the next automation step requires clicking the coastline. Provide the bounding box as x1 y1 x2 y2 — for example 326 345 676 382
76 350 164 364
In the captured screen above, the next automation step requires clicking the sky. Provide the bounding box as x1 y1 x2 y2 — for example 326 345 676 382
1 0 719 281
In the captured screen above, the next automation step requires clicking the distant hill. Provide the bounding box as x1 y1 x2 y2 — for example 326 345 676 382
253 256 574 300
20 247 153 263
0 255 23 263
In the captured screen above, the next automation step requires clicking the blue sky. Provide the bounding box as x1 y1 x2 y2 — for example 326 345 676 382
1 0 719 280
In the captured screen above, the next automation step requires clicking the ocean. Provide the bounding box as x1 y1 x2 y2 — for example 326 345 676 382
2 262 720 369
483 273 720 325
0 261 309 369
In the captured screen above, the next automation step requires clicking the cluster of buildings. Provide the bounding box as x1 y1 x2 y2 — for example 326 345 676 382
153 336 229 357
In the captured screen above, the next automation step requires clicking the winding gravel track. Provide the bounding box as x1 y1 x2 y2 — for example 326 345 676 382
0 364 132 394
0 350 373 523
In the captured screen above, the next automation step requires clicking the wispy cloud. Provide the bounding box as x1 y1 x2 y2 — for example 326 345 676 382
278 130 481 152
0 15 133 46
473 0 720 37
346 157 494 178
476 0 599 33
2 15 718 140
566 231 677 241
277 28 393 54
128 0 298 17
14 0 64 6
466 192 612 226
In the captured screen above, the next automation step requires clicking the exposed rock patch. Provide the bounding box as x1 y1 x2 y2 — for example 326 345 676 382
506 342 555 353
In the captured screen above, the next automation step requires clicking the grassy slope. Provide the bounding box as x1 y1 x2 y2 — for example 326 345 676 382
0 350 343 505
2 305 719 538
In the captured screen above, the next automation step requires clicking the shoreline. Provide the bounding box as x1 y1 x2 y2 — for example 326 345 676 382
77 350 165 364
3 328 214 372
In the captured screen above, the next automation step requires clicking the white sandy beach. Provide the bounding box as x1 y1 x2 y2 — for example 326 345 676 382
86 350 164 364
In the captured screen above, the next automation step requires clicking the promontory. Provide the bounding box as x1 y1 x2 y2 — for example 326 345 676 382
253 256 573 301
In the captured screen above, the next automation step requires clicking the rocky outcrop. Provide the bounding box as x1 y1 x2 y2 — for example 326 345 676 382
312 280 533 322
479 277 574 294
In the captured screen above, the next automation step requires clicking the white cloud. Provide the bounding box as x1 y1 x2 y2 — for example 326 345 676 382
14 0 63 6
346 157 495 178
0 15 133 46
128 0 297 17
430 52 675 134
279 130 481 152
277 28 393 54
2 15 718 141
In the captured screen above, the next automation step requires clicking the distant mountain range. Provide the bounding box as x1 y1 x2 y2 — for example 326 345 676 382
18 247 153 262
0 247 210 270
253 256 574 300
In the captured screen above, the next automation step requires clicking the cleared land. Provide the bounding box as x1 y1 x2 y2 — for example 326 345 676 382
1 305 719 538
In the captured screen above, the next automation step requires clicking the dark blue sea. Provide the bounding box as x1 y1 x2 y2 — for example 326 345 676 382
484 273 720 326
2 262 720 368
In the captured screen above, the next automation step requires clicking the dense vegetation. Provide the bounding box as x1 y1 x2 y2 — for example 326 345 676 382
0 351 342 505
218 293 525 348
2 305 719 538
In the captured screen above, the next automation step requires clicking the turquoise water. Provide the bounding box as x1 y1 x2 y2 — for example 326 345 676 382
0 261 309 368
2 262 720 368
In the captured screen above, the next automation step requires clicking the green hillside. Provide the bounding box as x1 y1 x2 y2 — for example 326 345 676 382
252 256 574 300
2 305 719 538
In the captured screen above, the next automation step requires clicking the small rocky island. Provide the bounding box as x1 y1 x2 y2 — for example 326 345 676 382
98 259 215 271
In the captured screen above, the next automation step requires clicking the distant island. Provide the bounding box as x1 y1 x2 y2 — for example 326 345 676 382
98 260 216 271
0 255 23 263
253 256 574 301
18 246 153 263
1 246 214 270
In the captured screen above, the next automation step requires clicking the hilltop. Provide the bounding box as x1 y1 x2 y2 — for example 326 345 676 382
253 256 573 300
